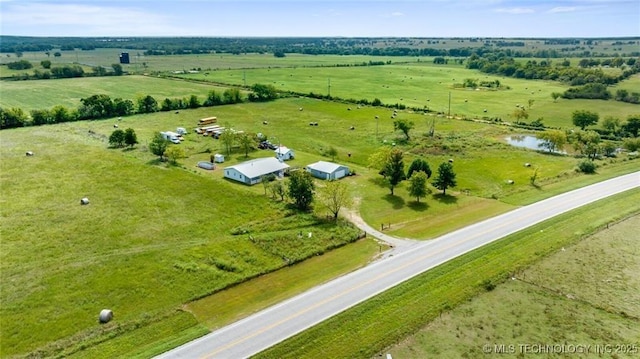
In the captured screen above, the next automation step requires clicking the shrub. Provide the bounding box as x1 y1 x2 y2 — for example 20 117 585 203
577 160 597 174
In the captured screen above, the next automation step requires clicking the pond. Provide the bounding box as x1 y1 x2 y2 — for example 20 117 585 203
505 135 544 150
505 135 566 154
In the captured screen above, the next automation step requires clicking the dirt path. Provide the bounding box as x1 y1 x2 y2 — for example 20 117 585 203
343 208 421 260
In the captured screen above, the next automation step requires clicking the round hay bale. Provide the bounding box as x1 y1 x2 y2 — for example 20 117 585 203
99 309 113 324
80 197 90 205
25 151 34 156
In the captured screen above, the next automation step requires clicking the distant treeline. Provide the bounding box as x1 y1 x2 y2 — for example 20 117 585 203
2 36 639 58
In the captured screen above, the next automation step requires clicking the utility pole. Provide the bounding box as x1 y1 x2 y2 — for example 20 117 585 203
448 91 451 118
243 71 246 87
328 78 331 97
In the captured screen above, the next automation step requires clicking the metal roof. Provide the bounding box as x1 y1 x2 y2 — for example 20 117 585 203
226 157 290 179
306 161 346 174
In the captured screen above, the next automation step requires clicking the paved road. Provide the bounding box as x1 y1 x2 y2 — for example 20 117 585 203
157 172 639 359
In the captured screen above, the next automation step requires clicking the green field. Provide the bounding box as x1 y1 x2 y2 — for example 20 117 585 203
386 214 640 358
256 189 640 359
2 48 640 358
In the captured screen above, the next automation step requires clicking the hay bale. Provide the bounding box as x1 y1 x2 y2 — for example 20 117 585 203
507 180 514 185
524 163 531 167
99 309 113 324
80 197 90 205
25 151 34 156
113 124 118 128
448 158 454 163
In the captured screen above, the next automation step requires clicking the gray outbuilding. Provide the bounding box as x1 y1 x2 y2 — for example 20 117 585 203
306 161 350 180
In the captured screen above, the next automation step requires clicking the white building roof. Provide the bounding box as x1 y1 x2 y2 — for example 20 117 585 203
226 157 289 179
307 161 345 174
275 146 293 155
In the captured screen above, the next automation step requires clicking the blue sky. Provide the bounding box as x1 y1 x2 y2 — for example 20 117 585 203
1 0 638 38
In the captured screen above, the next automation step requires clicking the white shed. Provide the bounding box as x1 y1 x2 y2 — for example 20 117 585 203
275 146 294 161
214 154 225 163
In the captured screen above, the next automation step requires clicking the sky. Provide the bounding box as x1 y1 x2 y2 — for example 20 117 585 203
1 0 639 38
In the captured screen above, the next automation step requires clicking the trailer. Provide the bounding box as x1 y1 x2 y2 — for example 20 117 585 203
160 131 181 144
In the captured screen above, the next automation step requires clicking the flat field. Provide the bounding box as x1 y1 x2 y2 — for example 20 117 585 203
386 214 640 358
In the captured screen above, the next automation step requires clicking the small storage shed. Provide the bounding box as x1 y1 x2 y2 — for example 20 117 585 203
274 146 294 161
214 154 225 163
224 157 290 185
306 161 350 180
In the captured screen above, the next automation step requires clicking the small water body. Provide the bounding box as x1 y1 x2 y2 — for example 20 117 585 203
505 135 544 150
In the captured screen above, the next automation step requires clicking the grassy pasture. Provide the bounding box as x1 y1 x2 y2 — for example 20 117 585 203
256 189 640 359
0 75 236 111
179 62 640 127
386 214 640 358
0 48 417 76
0 121 364 357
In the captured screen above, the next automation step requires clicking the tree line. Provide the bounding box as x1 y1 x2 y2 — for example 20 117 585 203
3 36 638 59
0 83 278 129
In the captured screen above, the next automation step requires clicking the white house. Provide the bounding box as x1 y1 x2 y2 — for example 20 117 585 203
306 161 350 180
224 157 290 185
275 146 294 161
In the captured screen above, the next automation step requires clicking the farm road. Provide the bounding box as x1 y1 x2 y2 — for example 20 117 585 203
156 172 640 359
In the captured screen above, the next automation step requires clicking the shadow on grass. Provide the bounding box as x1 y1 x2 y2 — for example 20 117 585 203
146 157 167 166
432 193 458 204
368 177 387 188
383 194 405 209
407 201 429 212
122 147 137 152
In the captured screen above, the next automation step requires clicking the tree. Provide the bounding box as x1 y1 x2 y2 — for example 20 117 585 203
203 90 223 106
269 180 286 201
248 83 278 102
261 174 276 195
512 107 529 122
78 94 114 119
137 95 158 113
223 88 243 104
318 180 351 220
623 138 640 152
109 129 126 148
602 116 622 136
384 149 405 195
393 118 414 141
149 133 169 160
124 128 138 147
0 107 28 129
537 130 567 153
326 146 338 161
407 158 432 179
30 109 53 125
527 99 535 109
570 130 601 160
368 147 392 175
433 162 457 195
572 110 599 130
41 60 51 69
287 170 315 211
111 63 123 76
113 98 134 116
219 128 236 156
623 115 640 137
165 146 186 165
187 94 200 109
237 132 254 158
408 171 429 203
551 92 561 102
